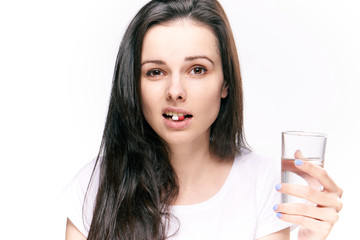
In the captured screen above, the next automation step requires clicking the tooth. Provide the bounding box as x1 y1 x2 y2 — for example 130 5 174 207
165 112 187 120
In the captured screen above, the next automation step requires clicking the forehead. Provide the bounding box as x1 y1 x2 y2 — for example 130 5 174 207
141 19 220 61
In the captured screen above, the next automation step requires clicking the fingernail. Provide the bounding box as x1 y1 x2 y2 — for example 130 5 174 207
276 212 283 218
275 183 282 191
295 159 303 166
273 204 278 211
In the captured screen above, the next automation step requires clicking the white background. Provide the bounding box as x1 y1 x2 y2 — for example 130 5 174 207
0 0 359 239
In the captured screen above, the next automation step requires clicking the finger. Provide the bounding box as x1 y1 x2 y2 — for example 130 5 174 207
294 150 343 196
276 183 343 212
273 203 339 224
276 212 333 237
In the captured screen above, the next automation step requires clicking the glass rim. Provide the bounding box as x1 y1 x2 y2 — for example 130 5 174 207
282 131 327 138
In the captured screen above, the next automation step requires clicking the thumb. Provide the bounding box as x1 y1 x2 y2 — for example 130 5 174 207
294 149 305 159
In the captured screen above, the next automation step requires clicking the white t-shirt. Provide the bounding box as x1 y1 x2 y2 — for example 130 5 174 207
62 151 292 239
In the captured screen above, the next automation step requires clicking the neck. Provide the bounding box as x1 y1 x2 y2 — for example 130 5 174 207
168 134 214 182
170 142 212 179
168 137 233 205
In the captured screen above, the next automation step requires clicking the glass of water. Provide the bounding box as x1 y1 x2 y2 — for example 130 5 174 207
281 131 327 203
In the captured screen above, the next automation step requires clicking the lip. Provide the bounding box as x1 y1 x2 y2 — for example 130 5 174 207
162 107 193 129
162 107 192 116
163 116 192 129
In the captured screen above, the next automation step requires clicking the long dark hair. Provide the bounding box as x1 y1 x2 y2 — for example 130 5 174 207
87 0 247 239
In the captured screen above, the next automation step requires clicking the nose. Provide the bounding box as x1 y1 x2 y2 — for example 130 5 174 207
166 74 186 102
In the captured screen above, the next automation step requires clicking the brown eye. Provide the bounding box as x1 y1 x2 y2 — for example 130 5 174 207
190 66 207 75
145 69 164 77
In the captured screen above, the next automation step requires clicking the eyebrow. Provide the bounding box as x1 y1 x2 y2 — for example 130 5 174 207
185 55 214 66
141 60 166 66
141 55 215 67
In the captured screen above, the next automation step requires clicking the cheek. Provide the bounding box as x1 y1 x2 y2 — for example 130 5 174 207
195 86 223 116
140 81 162 121
197 82 224 103
140 87 152 118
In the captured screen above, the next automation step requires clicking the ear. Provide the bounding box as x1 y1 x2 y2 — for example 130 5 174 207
221 81 228 98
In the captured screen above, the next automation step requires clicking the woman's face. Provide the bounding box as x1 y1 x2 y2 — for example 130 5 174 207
140 20 228 147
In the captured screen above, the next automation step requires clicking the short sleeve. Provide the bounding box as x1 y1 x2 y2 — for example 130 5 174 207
254 156 294 239
61 159 99 237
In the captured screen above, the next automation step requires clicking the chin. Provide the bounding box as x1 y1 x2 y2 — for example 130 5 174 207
160 131 210 148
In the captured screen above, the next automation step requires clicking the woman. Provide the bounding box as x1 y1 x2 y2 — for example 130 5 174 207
64 0 343 239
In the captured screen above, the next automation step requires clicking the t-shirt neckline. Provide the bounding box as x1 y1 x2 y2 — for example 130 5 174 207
170 155 239 213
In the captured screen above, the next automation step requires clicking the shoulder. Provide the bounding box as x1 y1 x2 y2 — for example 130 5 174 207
61 157 100 237
231 149 280 192
63 158 100 200
234 151 293 238
234 149 278 173
71 158 99 188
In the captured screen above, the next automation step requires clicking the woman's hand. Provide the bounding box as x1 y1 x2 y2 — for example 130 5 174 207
274 150 343 240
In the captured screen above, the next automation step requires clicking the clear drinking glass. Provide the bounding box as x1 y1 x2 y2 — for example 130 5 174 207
281 131 327 203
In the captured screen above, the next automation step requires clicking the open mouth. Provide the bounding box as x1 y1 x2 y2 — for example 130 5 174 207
162 112 193 121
